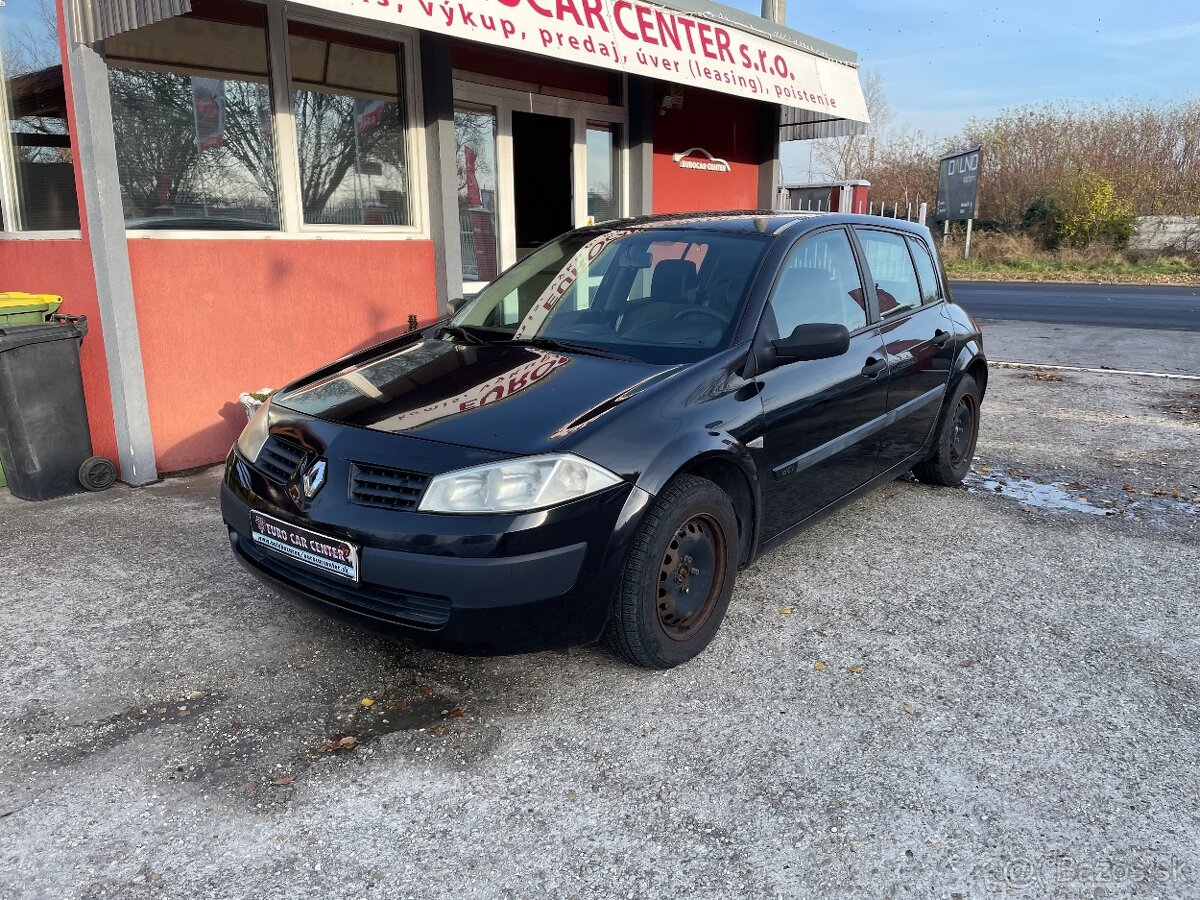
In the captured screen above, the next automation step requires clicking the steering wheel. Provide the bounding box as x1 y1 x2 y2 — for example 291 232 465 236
673 307 727 325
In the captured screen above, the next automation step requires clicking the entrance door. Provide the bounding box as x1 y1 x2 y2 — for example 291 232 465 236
512 112 574 259
453 82 626 293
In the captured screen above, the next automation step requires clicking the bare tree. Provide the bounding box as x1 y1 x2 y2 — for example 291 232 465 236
809 72 892 181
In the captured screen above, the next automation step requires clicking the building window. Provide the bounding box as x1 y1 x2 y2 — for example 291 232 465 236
104 1 279 230
455 105 498 284
0 0 81 231
586 123 619 224
288 23 411 227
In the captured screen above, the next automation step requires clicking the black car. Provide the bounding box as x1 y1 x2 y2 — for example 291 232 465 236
222 212 986 668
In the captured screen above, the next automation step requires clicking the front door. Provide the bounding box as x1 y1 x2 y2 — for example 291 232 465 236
512 111 574 259
852 228 955 469
755 227 890 540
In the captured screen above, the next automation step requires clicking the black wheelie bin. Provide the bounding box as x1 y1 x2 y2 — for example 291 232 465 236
0 316 116 500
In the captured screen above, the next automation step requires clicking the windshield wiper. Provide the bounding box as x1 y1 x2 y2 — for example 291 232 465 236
436 324 486 345
509 336 637 362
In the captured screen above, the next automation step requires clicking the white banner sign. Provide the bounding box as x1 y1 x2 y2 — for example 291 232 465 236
287 0 868 120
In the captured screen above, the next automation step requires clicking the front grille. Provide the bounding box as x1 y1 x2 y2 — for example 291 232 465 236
350 462 431 511
257 435 307 483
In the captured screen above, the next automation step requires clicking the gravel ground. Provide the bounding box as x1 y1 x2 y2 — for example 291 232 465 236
1 323 1198 900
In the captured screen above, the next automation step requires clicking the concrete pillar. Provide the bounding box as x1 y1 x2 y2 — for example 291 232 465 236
419 32 464 313
61 6 158 485
626 75 655 217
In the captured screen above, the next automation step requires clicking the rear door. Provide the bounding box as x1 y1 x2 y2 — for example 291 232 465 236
852 228 955 469
754 227 890 540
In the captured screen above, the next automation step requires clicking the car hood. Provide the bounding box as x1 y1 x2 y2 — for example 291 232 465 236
273 335 676 455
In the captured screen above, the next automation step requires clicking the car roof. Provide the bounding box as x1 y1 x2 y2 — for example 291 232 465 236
596 210 932 240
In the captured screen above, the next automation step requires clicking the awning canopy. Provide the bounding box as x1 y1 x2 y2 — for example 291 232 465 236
73 0 868 124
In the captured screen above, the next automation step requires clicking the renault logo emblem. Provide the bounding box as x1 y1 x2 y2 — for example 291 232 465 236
301 459 327 499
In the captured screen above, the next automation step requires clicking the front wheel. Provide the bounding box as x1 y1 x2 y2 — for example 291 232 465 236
913 374 980 487
603 475 739 668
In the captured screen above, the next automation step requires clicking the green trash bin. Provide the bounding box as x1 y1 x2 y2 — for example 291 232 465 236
0 293 63 326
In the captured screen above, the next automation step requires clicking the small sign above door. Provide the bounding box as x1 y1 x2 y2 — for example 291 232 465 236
672 148 731 173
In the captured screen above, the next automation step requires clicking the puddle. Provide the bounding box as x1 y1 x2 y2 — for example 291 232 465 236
962 466 1198 522
964 468 1107 516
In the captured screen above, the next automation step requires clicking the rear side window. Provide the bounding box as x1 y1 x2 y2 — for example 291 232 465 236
854 229 921 317
907 237 943 304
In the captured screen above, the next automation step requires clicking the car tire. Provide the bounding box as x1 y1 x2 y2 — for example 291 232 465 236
913 374 981 487
603 474 739 669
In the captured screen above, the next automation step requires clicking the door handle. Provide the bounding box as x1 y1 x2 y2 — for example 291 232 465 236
861 357 887 378
933 329 953 347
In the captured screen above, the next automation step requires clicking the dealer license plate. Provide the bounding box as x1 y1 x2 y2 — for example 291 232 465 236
249 511 360 582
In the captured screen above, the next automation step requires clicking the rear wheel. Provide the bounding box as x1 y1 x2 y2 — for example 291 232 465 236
603 474 739 668
913 375 980 487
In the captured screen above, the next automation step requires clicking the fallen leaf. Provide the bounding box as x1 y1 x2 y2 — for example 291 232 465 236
390 700 408 712
185 690 207 701
177 709 191 718
754 595 765 602
447 709 465 719
430 725 445 735
360 697 375 708
780 607 793 615
960 658 976 668
337 736 358 750
813 661 827 671
979 465 990 474
419 684 434 696
1123 484 1135 492
1061 481 1086 490
272 775 295 786
848 665 863 675
903 703 916 715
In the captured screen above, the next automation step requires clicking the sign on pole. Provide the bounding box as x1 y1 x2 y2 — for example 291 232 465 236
934 146 981 222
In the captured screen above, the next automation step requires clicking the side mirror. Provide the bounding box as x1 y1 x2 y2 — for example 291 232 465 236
771 323 851 363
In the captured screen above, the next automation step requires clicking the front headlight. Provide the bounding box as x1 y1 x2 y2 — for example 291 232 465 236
418 453 622 514
235 399 271 464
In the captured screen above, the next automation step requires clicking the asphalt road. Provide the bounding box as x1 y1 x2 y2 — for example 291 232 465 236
950 281 1200 331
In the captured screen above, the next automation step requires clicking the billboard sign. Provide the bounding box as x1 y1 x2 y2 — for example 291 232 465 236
935 146 981 221
286 0 869 121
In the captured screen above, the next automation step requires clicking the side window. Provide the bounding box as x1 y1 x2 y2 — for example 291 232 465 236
854 229 922 317
767 229 867 338
907 237 943 305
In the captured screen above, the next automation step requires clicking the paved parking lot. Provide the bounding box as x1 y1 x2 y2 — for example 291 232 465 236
2 322 1198 899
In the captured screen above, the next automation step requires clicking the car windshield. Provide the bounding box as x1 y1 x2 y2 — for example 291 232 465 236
450 228 770 364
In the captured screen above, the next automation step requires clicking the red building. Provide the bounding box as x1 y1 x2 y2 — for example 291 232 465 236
0 0 867 483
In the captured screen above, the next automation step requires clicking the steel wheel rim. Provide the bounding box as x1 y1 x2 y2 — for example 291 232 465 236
949 394 977 466
656 514 727 641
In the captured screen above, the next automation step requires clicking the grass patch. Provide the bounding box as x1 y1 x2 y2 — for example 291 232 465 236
939 232 1200 284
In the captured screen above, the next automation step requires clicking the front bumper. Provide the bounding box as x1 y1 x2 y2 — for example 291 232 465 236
221 458 652 655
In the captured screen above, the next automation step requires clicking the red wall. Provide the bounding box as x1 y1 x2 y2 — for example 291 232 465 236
653 87 764 213
0 240 119 465
126 238 438 472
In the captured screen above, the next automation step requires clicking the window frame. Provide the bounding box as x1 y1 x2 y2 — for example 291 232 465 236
98 0 428 240
760 225 876 340
850 225 928 321
0 10 83 237
905 234 945 306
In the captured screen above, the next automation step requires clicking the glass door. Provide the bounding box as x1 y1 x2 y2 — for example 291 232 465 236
452 82 626 293
454 104 500 295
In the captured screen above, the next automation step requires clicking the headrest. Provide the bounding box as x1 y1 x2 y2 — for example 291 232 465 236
650 259 698 304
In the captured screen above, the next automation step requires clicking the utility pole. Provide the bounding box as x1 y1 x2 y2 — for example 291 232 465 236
761 0 786 24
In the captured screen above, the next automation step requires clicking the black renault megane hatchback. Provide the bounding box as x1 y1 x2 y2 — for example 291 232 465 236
223 212 986 667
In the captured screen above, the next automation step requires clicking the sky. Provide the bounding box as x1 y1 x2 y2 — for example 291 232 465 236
717 0 1200 181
